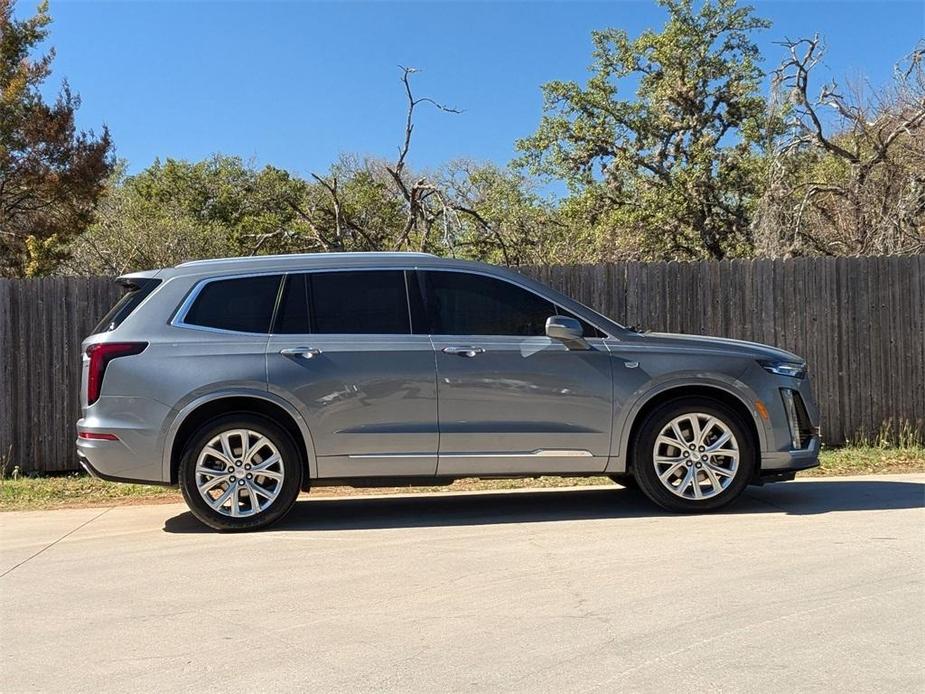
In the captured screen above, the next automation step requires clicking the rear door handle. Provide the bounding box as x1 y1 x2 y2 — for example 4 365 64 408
442 346 485 358
280 347 322 359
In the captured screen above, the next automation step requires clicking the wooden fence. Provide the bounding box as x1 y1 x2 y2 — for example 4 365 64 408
1 256 923 474
1 278 121 474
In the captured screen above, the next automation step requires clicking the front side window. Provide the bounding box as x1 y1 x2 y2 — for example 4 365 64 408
183 275 282 333
273 270 411 335
420 271 557 336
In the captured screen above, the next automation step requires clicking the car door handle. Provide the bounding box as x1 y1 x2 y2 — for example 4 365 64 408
280 347 322 359
442 346 485 357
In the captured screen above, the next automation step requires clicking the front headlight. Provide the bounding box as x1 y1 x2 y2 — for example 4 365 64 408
758 360 806 379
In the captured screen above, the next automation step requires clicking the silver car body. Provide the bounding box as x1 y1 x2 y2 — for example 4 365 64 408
76 253 820 485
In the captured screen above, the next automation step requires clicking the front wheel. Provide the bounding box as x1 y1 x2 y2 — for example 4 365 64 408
178 414 302 531
632 398 755 513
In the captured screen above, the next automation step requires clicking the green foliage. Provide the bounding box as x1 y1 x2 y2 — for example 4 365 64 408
442 160 566 265
68 154 567 273
66 156 316 274
0 0 114 277
517 0 771 260
21 0 925 273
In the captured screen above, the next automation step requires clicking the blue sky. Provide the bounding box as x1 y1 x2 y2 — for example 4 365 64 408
16 0 925 177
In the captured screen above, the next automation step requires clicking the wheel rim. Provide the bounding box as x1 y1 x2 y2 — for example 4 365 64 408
194 429 285 518
652 413 739 500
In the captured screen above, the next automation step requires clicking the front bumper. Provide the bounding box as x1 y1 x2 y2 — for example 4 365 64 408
756 435 820 483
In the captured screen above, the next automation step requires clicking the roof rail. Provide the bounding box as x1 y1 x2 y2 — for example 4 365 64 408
176 251 436 268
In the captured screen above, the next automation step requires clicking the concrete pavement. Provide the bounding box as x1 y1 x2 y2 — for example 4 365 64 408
1 474 923 693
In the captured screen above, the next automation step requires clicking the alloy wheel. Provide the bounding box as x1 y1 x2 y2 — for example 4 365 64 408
194 429 285 517
651 413 739 500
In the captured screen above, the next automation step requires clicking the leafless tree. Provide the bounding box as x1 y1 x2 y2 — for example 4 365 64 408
299 67 471 254
756 37 925 256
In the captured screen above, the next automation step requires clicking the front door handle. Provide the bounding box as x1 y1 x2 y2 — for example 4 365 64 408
280 347 322 359
442 346 485 358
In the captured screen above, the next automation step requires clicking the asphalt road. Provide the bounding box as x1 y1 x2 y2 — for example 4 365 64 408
1 474 923 693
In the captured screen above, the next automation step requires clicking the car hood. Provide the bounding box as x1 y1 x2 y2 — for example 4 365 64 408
633 332 803 363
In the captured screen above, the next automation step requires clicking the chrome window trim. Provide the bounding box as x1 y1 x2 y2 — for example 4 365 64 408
348 449 593 459
170 264 615 339
170 271 285 337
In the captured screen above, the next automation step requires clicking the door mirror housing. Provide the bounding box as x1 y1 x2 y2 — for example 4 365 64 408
545 316 589 350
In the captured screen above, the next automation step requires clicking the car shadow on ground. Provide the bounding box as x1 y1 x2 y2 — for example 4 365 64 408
163 478 924 533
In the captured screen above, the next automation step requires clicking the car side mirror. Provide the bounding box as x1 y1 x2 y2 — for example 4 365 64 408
545 316 589 350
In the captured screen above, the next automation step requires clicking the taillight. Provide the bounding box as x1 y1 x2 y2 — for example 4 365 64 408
78 431 119 441
85 342 147 405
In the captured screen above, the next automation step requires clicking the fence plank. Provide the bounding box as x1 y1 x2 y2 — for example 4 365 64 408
0 280 11 471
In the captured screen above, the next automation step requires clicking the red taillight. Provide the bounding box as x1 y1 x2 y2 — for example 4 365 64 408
78 431 119 441
85 342 147 405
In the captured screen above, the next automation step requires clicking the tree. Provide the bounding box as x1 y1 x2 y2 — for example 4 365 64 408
304 66 465 254
65 156 314 275
0 0 114 276
441 160 565 265
68 66 558 273
517 0 771 260
301 67 561 263
755 37 925 256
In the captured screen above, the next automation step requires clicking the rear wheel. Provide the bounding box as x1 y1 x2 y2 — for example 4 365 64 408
178 414 302 531
632 398 755 512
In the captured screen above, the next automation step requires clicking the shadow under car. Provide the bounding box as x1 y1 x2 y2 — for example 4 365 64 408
163 477 925 533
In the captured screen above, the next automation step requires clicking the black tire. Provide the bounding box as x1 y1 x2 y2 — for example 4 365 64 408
178 413 303 531
631 397 755 513
608 474 638 490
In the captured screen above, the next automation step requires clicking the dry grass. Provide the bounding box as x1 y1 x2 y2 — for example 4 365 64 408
1 446 922 512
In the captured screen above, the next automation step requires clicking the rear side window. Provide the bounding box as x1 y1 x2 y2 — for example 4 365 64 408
310 270 409 334
94 278 162 333
183 275 282 334
420 271 556 336
273 270 411 335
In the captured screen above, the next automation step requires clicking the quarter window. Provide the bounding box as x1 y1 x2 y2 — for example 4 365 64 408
420 271 557 336
183 275 282 334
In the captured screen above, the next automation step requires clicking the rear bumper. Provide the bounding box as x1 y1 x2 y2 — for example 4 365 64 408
76 395 172 484
77 450 172 487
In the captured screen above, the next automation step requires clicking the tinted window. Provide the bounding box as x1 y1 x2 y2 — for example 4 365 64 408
273 274 309 334
94 278 162 333
405 270 427 335
421 271 556 336
184 275 282 333
307 271 410 334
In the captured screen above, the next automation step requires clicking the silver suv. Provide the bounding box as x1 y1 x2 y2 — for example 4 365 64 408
77 253 819 530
